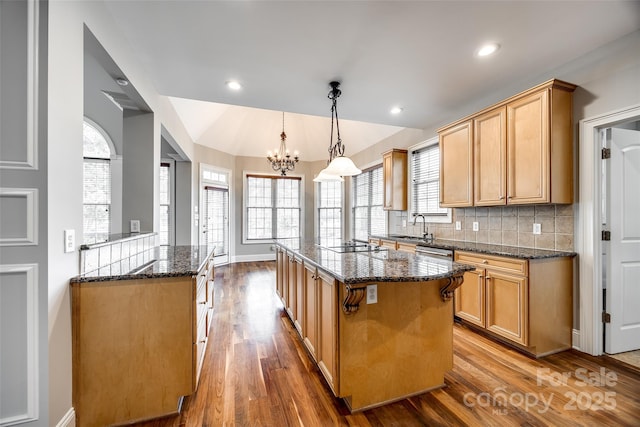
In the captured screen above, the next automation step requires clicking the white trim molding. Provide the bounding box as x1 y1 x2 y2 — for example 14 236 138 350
577 103 640 356
0 188 38 246
0 263 39 425
0 0 39 170
55 408 76 427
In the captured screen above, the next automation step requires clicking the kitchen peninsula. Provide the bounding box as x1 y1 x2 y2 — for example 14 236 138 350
274 240 474 412
70 245 215 426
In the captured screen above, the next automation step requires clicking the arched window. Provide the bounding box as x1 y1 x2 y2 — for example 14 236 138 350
83 120 113 244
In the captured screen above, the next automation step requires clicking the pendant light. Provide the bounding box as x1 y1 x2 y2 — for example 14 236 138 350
313 82 361 182
267 112 299 176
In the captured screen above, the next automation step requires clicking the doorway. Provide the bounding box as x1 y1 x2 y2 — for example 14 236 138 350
200 165 231 266
602 124 640 355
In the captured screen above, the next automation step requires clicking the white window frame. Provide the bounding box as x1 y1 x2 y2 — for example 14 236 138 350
408 136 452 223
315 180 344 246
351 163 387 241
158 160 174 246
242 171 305 245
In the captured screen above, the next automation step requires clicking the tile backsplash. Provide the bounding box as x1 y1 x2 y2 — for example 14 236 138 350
390 204 574 251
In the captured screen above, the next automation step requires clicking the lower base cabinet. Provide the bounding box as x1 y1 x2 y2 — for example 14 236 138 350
71 254 214 426
454 250 572 357
276 252 454 412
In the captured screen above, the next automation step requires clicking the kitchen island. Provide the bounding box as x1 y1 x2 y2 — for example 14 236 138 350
274 240 474 412
70 245 215 426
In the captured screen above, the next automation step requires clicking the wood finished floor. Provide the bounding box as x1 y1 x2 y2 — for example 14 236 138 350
135 261 640 427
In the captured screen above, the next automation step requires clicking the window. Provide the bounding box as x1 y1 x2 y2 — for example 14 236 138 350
317 181 342 247
83 120 112 244
244 174 301 247
159 163 171 245
410 140 449 220
352 166 386 241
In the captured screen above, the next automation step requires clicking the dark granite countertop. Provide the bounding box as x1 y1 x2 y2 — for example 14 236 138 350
70 245 214 283
275 240 474 284
370 235 577 259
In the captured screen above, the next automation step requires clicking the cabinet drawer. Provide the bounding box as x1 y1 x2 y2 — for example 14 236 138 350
455 251 527 276
396 242 416 254
380 239 397 250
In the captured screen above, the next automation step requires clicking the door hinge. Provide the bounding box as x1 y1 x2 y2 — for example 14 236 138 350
602 230 611 241
602 148 611 159
602 311 611 323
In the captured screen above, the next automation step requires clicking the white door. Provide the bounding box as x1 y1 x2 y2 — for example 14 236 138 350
203 186 229 265
605 127 640 354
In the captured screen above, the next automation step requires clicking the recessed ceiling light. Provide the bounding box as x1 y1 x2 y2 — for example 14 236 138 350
390 106 403 115
476 43 500 57
226 80 242 90
115 78 129 86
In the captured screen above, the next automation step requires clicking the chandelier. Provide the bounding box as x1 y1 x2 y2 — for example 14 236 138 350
314 81 361 182
267 112 299 176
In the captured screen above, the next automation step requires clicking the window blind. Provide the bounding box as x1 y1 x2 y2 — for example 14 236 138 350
411 145 447 215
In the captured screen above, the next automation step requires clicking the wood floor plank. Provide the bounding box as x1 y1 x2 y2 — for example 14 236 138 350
132 261 640 427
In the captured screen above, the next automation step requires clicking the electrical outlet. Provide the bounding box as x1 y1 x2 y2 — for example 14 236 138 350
130 220 140 233
366 284 378 304
473 221 479 232
402 220 407 228
64 229 75 253
455 221 461 231
533 223 542 235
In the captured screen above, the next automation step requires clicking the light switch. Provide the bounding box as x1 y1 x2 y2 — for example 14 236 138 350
473 221 479 232
455 221 462 230
130 220 140 233
366 284 378 304
64 229 75 253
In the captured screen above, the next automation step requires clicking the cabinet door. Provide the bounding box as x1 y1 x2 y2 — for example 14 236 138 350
507 89 550 204
287 254 296 318
303 264 318 360
276 248 284 298
382 149 408 211
295 258 305 335
454 268 486 327
485 271 528 345
317 271 338 393
439 121 473 207
474 107 507 206
380 239 397 250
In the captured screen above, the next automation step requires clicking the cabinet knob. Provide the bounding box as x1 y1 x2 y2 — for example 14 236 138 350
200 339 206 344
200 301 207 305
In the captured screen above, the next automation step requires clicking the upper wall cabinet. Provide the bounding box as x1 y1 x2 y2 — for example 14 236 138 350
438 79 576 208
439 121 473 207
382 149 408 211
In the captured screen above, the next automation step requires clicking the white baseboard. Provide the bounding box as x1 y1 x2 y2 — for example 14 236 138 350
572 329 581 351
232 253 276 263
56 408 75 427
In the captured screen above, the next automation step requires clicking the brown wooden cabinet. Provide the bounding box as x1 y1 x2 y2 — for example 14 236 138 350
276 246 285 299
317 269 339 394
71 251 215 426
454 250 573 357
303 262 319 360
294 255 305 335
382 149 408 210
439 79 576 207
474 107 507 206
379 238 398 250
439 121 473 207
287 251 297 319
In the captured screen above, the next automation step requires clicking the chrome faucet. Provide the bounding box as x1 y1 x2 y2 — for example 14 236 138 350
413 214 433 242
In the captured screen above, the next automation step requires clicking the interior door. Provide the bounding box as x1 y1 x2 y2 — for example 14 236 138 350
203 186 229 265
605 128 640 354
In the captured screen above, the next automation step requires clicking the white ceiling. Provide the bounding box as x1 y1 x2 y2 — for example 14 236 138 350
103 1 640 161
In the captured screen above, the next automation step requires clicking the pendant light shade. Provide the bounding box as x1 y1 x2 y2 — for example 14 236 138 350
313 168 344 182
324 156 361 176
